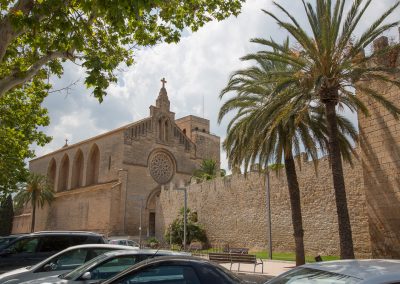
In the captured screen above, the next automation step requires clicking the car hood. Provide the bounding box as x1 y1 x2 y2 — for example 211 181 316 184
19 274 68 284
0 267 30 280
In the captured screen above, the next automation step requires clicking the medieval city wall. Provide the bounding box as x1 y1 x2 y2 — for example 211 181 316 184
160 155 372 258
358 36 400 258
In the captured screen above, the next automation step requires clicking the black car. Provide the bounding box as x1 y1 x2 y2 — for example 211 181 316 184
102 255 245 284
0 231 106 273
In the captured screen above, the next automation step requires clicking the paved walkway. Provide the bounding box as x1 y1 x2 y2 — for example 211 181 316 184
220 259 295 277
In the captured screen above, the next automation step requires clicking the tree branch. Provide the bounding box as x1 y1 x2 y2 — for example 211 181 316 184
0 50 74 98
0 0 35 62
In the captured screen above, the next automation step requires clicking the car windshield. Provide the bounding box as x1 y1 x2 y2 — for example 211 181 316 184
61 253 110 280
267 267 361 284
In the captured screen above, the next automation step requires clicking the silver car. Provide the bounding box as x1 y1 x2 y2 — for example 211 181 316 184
19 249 190 284
0 244 134 284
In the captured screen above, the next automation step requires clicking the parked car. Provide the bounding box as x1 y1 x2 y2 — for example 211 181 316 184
0 231 106 273
102 255 245 284
265 259 400 284
19 249 191 283
0 244 135 283
108 239 139 248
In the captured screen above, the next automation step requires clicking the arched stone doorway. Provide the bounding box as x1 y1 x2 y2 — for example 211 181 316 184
146 187 161 237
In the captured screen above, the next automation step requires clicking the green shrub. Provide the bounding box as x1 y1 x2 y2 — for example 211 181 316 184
165 208 207 247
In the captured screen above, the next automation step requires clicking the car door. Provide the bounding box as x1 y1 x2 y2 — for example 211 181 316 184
0 237 40 272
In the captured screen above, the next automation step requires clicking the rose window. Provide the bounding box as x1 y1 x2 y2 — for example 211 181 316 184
149 152 174 184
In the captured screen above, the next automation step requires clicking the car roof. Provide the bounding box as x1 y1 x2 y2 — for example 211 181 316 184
101 249 190 257
30 231 103 236
30 244 136 270
302 259 400 280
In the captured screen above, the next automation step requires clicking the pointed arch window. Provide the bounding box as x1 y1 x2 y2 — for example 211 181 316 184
58 154 70 192
164 120 169 141
47 158 56 191
86 144 100 185
71 149 84 188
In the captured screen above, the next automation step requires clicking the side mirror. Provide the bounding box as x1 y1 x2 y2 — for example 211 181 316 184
81 271 92 280
42 262 57 271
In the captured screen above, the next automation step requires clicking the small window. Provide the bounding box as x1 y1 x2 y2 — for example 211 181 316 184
202 129 206 132
195 127 199 131
115 265 201 284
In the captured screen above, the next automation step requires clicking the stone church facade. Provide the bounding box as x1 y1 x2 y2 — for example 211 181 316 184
12 82 220 239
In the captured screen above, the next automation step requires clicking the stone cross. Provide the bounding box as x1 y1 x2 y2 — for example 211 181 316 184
161 78 167 88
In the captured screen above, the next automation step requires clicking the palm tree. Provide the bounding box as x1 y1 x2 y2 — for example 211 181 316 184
218 45 358 265
14 173 54 232
192 159 226 181
260 0 400 259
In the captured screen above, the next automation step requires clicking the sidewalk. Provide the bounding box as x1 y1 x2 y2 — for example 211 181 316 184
219 259 295 276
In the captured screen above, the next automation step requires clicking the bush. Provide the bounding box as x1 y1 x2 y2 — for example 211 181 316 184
165 208 207 247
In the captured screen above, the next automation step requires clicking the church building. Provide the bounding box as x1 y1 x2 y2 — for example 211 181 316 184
12 79 220 240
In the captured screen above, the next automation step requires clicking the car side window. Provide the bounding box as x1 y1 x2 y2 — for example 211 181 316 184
8 237 39 253
89 255 138 280
37 248 89 272
39 236 71 252
115 265 201 284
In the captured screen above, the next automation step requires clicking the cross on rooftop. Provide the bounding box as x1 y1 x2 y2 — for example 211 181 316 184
161 77 167 88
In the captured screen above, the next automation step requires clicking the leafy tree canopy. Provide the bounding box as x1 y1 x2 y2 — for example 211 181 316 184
0 0 244 100
0 79 51 198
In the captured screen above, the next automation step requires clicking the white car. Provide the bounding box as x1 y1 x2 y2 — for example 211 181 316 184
0 244 134 284
266 259 400 284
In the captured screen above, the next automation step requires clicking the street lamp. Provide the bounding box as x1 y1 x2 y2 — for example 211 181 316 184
265 171 272 260
175 187 187 250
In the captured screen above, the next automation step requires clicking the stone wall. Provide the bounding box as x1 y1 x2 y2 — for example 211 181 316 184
12 181 122 234
159 156 371 258
358 36 400 258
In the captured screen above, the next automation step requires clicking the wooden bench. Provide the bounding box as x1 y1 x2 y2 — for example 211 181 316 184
208 253 263 273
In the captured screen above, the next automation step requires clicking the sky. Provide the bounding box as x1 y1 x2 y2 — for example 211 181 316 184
35 0 399 171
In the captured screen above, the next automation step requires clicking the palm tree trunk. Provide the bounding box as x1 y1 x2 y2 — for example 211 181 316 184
31 201 36 233
284 154 305 266
325 101 355 259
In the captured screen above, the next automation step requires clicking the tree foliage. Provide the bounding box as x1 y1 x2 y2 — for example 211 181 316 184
0 195 14 236
0 79 51 198
192 159 226 181
0 0 244 100
165 208 207 246
14 172 54 232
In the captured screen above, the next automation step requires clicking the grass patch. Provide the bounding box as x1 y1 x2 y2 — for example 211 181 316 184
252 251 339 263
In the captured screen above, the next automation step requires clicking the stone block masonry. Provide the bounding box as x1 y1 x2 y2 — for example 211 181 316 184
159 155 371 258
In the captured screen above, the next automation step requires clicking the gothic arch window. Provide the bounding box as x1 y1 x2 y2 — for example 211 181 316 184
71 149 84 189
164 120 169 141
86 144 100 186
47 158 56 191
183 129 186 135
58 154 69 192
158 119 163 140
